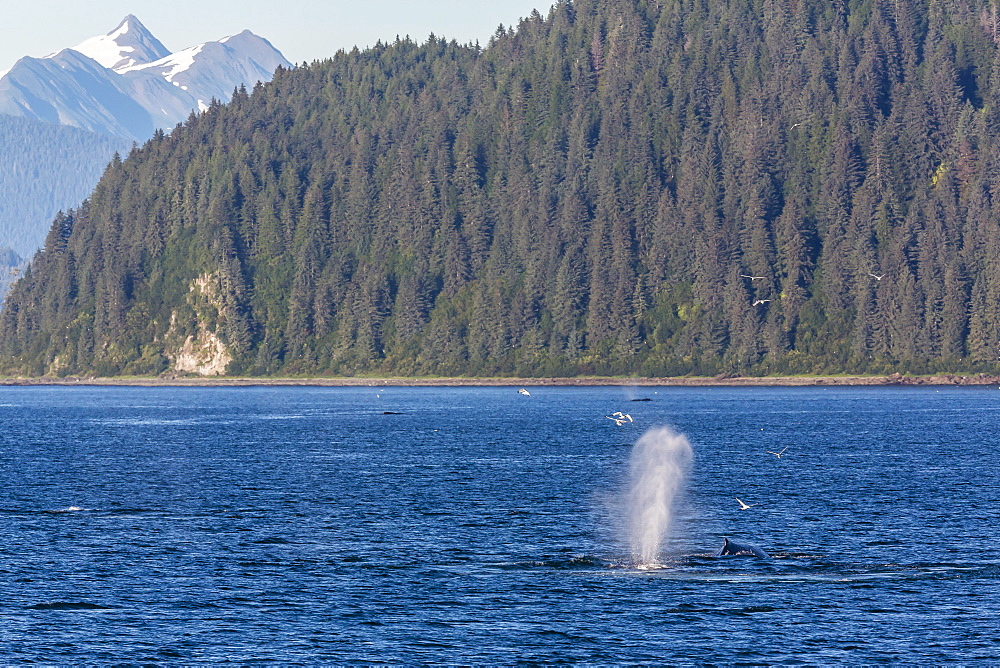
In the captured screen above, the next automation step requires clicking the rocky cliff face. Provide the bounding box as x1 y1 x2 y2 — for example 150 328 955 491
164 274 233 376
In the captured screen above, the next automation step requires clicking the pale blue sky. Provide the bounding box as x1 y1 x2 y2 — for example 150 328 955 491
2 0 547 71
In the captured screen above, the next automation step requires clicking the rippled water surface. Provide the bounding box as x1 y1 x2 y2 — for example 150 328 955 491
1 385 999 662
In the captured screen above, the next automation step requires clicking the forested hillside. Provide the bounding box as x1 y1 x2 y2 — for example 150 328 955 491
0 116 130 256
4 0 1000 378
0 246 23 306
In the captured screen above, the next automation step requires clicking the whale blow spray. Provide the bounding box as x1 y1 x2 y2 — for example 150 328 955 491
627 426 693 565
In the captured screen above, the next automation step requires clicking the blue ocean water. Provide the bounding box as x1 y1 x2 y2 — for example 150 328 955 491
0 385 998 662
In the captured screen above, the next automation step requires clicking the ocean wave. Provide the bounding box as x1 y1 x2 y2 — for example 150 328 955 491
28 601 110 611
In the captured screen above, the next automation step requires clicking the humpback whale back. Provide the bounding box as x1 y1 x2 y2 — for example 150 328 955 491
714 537 770 558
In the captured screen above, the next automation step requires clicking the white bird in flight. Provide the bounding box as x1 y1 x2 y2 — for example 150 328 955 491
518 388 530 396
740 275 765 280
606 411 633 426
752 299 771 306
868 273 885 281
767 446 788 458
735 497 756 511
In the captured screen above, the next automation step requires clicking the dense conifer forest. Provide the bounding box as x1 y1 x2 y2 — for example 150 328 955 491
0 116 130 256
4 0 1000 377
0 246 23 306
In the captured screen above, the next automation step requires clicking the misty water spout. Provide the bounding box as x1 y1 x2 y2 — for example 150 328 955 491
627 426 693 565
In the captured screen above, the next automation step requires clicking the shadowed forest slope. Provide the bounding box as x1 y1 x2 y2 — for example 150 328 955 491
4 0 1000 377
0 116 131 256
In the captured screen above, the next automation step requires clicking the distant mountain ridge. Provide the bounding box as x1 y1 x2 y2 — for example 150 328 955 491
0 15 291 141
0 16 290 257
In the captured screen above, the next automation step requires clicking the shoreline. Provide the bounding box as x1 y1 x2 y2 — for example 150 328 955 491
1 373 997 387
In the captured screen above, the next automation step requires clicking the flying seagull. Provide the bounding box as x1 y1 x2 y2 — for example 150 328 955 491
518 388 530 396
767 446 788 458
735 497 756 511
868 273 885 281
606 412 633 426
740 275 765 280
752 299 771 306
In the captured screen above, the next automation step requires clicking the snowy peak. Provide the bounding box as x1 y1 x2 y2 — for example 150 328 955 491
70 15 171 72
0 17 289 260
126 30 290 96
0 16 289 142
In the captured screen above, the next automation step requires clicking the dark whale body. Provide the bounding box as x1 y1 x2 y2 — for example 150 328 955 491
714 537 769 558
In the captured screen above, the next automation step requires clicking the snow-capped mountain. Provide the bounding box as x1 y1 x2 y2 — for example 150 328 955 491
0 16 291 260
0 15 290 141
0 47 156 139
71 15 171 72
123 30 291 126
